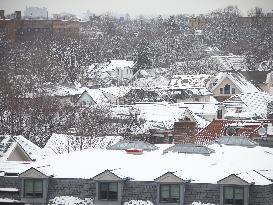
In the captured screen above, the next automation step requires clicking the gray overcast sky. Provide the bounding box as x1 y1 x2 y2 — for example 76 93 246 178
1 0 273 17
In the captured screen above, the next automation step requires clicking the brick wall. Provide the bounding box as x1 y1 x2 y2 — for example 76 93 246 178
184 183 220 205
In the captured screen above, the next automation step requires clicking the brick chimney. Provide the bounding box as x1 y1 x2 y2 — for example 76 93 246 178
15 11 21 20
173 121 197 143
0 10 4 19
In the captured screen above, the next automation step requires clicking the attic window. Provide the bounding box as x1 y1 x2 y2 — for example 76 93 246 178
224 84 231 94
24 179 43 198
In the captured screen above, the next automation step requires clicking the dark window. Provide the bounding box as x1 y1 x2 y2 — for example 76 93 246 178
24 179 43 198
217 109 222 119
224 186 244 205
160 184 180 203
220 88 223 94
224 84 231 94
99 182 118 201
232 88 236 94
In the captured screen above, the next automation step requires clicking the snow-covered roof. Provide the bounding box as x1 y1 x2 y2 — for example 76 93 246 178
162 144 215 155
169 74 211 88
133 76 169 88
223 92 273 119
82 88 109 104
99 86 131 98
0 135 45 162
210 55 247 71
182 102 219 115
210 72 260 93
44 134 123 154
43 83 83 97
102 60 135 72
15 143 273 185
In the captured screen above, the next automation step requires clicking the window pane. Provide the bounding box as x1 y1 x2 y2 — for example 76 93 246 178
170 185 180 198
160 185 170 202
34 180 43 193
234 187 243 199
25 180 33 193
109 183 118 192
100 183 108 191
224 187 234 199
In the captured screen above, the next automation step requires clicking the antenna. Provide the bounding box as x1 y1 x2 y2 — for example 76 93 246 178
225 127 236 136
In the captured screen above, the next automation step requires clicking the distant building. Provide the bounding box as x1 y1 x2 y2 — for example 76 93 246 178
0 10 80 42
24 6 48 19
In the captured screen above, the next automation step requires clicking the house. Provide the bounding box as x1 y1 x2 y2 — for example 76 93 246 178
0 135 45 162
208 72 260 102
76 88 109 106
1 142 273 204
85 60 136 87
223 92 273 119
99 86 131 104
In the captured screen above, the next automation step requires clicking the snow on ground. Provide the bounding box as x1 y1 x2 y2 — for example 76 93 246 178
124 200 154 205
0 198 21 203
191 202 218 205
49 196 93 205
30 143 273 185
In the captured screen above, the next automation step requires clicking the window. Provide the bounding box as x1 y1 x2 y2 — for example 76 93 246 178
224 84 231 94
224 186 244 205
217 109 222 119
232 88 235 94
160 184 180 203
99 182 118 201
220 88 223 94
24 179 43 198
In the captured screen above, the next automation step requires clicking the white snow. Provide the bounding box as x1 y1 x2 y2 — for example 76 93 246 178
124 200 154 205
191 202 218 205
0 198 21 203
0 188 19 192
28 143 273 185
169 74 211 88
49 196 93 205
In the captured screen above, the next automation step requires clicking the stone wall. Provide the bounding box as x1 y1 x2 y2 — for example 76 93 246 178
122 181 157 204
249 184 273 205
184 183 220 205
47 178 96 201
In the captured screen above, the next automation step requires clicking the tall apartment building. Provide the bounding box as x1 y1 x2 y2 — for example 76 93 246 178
0 10 80 42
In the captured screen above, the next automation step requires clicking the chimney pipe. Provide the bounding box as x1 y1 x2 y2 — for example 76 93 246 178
0 10 4 19
15 11 21 20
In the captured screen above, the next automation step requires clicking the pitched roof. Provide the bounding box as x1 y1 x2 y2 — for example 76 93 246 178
210 55 247 71
211 72 260 93
194 120 235 144
214 136 258 147
107 140 158 151
162 144 215 155
223 92 273 119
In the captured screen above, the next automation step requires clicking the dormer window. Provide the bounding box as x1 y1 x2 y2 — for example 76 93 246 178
224 186 244 205
99 182 118 201
160 184 180 203
24 179 43 198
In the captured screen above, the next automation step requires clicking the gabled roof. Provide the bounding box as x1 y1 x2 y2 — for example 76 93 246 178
93 169 123 181
102 60 135 72
210 72 260 93
195 120 235 144
214 136 258 147
217 174 250 185
154 172 184 183
19 167 49 178
0 136 32 162
78 88 109 104
223 92 273 119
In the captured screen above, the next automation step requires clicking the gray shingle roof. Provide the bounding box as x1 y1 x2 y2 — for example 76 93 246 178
107 140 158 151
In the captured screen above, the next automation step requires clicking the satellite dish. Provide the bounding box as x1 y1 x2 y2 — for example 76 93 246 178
258 127 267 137
226 127 236 136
